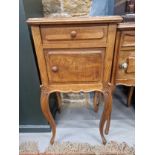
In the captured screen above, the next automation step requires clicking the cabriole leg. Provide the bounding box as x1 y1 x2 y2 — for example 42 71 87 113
41 88 56 144
99 83 113 144
56 92 62 113
93 91 100 112
127 86 134 107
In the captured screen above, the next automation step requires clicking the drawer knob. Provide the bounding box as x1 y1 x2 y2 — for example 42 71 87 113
70 31 77 38
52 66 58 72
120 62 128 69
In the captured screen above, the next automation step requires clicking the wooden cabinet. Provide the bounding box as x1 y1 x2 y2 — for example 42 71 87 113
111 22 135 106
27 16 123 145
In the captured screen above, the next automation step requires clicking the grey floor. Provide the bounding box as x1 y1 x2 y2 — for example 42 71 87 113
19 86 135 152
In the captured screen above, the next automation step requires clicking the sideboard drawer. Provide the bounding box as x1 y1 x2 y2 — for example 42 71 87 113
116 51 135 81
40 25 108 44
120 31 135 48
44 49 104 84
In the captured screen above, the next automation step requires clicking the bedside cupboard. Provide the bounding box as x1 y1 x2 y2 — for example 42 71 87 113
27 17 135 145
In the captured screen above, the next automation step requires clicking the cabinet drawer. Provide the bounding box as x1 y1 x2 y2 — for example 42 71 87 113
120 31 135 48
44 49 104 84
40 25 108 44
116 51 135 81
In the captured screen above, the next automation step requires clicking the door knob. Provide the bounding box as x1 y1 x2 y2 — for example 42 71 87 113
120 62 128 69
70 30 77 38
52 66 58 72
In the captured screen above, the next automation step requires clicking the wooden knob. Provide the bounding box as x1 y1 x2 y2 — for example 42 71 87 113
52 66 58 72
70 30 77 38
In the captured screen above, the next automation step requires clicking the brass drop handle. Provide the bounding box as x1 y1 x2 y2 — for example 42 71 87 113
120 62 128 69
51 66 58 72
70 30 77 38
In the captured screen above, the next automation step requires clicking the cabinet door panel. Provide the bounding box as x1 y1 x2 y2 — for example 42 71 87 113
44 49 105 84
116 51 135 81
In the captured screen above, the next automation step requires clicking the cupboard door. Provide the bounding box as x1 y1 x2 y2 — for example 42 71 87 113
44 49 105 84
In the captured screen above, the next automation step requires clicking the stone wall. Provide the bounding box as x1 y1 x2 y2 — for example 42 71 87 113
42 0 92 17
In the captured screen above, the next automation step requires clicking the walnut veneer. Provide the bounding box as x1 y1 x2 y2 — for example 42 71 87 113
27 16 124 145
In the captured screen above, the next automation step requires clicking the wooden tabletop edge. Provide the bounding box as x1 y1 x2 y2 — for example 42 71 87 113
118 22 135 30
26 16 123 25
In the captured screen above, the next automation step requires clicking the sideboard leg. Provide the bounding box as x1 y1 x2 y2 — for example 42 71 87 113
105 93 112 135
127 86 134 107
93 91 99 112
56 92 62 113
41 89 56 145
99 107 107 144
99 83 113 144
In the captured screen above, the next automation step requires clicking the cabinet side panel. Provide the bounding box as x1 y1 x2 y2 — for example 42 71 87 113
31 26 49 85
111 31 121 84
103 24 117 84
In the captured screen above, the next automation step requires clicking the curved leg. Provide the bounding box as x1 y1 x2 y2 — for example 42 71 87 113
127 86 134 107
99 97 108 144
56 92 62 113
105 94 112 135
41 88 56 144
99 83 113 144
84 93 89 108
93 91 100 112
